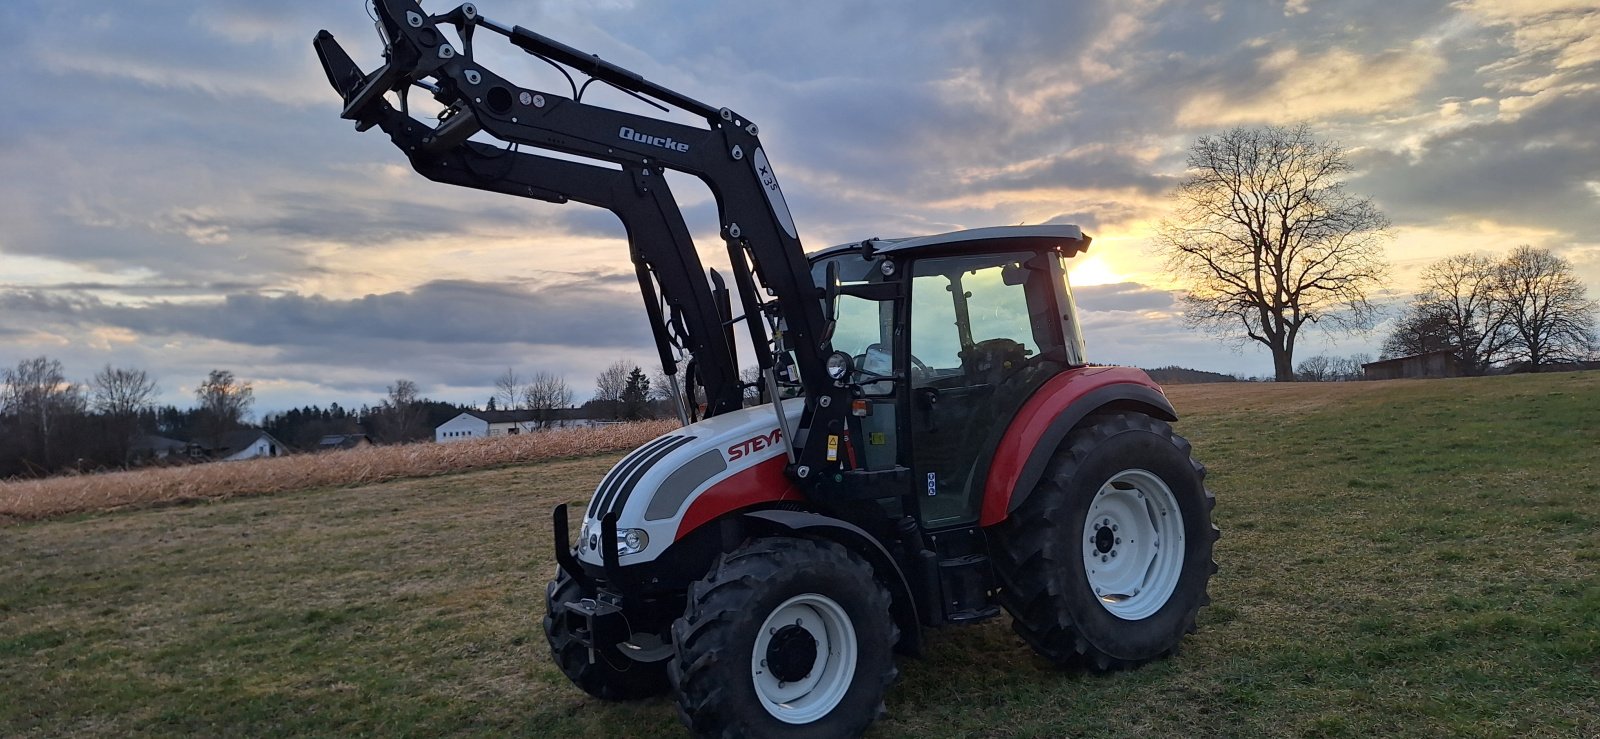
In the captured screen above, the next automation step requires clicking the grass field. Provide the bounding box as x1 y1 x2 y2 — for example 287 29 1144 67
3 373 1597 737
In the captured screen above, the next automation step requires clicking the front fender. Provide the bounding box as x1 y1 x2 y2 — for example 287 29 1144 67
978 366 1176 527
741 509 924 657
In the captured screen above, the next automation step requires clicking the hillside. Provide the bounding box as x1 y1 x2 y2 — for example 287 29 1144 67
1142 365 1241 384
2 372 1597 736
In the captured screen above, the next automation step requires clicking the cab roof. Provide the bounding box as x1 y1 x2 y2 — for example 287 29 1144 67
808 224 1090 261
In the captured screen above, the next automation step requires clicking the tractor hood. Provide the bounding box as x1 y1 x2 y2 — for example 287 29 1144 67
575 398 805 566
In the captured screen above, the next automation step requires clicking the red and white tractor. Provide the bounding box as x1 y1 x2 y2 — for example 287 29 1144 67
316 4 1218 736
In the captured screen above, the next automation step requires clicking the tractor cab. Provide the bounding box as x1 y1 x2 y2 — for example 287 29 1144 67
808 225 1090 530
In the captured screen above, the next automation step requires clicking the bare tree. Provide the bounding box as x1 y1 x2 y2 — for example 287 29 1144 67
1 356 86 470
1494 246 1598 370
1389 254 1514 374
1339 353 1373 380
91 365 158 463
739 366 764 406
91 365 158 417
1159 124 1390 381
375 379 424 442
522 371 573 428
194 370 254 450
1294 355 1334 382
593 359 632 418
1382 303 1456 360
494 368 523 411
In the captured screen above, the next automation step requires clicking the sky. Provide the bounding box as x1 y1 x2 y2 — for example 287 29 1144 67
1 0 1597 415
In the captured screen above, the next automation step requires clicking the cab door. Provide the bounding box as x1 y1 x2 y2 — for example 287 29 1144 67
907 251 1070 529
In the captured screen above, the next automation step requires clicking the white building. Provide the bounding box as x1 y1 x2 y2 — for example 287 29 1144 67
435 409 603 442
208 430 286 461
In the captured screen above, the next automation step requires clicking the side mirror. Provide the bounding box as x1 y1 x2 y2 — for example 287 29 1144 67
824 260 842 322
820 260 841 343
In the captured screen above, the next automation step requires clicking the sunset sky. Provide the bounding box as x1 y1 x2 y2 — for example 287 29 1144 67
2 0 1597 413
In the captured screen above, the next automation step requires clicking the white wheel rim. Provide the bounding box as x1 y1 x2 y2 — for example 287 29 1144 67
750 593 858 725
1083 469 1186 620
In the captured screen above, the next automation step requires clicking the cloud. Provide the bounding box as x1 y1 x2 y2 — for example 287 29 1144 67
1353 88 1600 237
1175 45 1444 126
2 0 1597 402
1075 282 1181 313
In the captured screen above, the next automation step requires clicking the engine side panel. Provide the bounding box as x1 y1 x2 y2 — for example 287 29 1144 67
576 399 803 566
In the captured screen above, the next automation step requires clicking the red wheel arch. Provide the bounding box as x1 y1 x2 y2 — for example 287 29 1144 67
978 366 1173 527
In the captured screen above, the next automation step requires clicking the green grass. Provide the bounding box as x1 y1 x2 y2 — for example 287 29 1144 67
3 372 1598 737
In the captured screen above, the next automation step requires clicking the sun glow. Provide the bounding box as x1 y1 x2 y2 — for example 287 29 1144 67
1067 255 1126 287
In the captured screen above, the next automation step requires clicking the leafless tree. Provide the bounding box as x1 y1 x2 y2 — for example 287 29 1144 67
739 366 764 406
1494 246 1597 369
594 359 631 402
1386 254 1514 374
375 378 425 442
1338 353 1373 380
1 356 86 469
1159 124 1390 381
1294 355 1334 382
194 369 254 450
522 371 573 428
494 368 523 411
90 365 158 462
91 365 158 417
650 362 691 421
1383 303 1456 360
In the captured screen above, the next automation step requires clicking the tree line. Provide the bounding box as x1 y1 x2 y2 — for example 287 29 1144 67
0 360 473 479
489 359 681 423
1382 248 1597 373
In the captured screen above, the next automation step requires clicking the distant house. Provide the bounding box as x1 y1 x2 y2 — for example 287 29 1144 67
203 430 287 461
1363 350 1461 380
318 434 373 452
434 408 602 442
131 434 195 461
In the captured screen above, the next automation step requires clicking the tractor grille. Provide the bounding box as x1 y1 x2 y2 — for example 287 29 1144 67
587 434 696 518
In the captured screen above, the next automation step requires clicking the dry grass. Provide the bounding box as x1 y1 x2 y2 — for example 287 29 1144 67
0 420 679 524
1 374 1597 736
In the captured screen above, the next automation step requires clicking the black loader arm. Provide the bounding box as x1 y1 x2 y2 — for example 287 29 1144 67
312 1 848 478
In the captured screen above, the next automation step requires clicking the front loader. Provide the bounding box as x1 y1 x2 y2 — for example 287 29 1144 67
314 4 1219 736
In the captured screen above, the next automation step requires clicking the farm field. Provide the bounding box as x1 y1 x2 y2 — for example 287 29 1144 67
2 372 1597 737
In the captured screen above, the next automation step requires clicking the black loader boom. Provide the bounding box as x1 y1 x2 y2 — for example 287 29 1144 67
313 0 847 477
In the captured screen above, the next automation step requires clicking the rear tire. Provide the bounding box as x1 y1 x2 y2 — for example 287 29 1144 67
669 537 898 738
543 573 670 700
990 412 1219 669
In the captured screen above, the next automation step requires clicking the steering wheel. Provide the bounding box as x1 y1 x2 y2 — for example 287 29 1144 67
859 344 929 381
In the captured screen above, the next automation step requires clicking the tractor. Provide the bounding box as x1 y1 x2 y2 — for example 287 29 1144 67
314 3 1218 736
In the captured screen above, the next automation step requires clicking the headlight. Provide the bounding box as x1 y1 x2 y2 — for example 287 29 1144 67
616 528 650 555
825 351 852 380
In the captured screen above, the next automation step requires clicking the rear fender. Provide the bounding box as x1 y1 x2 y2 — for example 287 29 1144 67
978 366 1176 527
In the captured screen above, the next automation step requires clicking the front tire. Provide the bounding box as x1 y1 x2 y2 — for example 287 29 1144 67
669 537 898 738
991 412 1219 669
543 573 671 700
